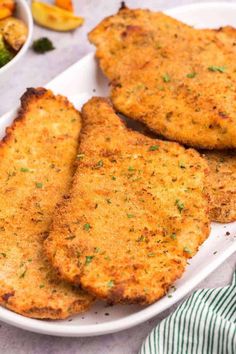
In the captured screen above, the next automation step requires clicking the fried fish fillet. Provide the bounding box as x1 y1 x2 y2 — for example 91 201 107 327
45 97 210 305
0 88 93 319
203 150 236 223
89 7 236 149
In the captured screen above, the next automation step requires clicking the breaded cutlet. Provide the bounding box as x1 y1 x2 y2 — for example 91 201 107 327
45 97 210 305
0 88 93 319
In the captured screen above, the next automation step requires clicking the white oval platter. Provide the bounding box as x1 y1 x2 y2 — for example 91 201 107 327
0 2 235 337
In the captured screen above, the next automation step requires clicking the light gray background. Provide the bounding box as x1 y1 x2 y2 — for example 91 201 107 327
0 0 235 353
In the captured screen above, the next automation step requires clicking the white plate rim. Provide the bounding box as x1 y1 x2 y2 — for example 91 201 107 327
0 1 235 337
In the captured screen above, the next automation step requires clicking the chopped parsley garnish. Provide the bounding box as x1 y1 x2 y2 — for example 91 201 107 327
111 176 116 180
175 199 184 213
162 73 171 82
32 37 55 54
127 213 134 218
19 269 27 278
107 280 114 288
208 66 226 73
186 72 196 78
178 162 186 168
95 160 103 168
147 253 155 257
84 223 91 231
20 168 29 172
149 145 159 151
85 256 94 265
77 154 85 160
35 182 43 189
128 166 135 171
39 284 45 288
183 247 191 254
170 233 176 240
136 235 145 242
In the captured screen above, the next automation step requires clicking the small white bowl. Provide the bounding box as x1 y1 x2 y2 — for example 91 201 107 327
0 0 33 80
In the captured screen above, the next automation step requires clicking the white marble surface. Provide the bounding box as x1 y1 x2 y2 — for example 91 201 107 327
0 0 235 353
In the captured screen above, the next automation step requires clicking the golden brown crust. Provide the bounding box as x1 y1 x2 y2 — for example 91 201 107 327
45 97 210 305
203 150 236 223
0 87 93 319
89 7 236 149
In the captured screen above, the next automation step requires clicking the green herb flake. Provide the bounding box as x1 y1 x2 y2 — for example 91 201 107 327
149 145 159 151
136 235 145 242
175 199 184 213
186 72 196 78
77 153 85 160
183 247 192 254
170 233 177 240
111 176 116 180
167 294 173 298
107 280 114 288
106 199 112 204
85 256 94 265
39 284 45 288
20 168 29 172
19 269 27 278
208 66 226 73
32 37 55 54
178 162 186 168
162 73 171 82
128 166 135 172
95 160 103 168
84 223 91 231
127 213 134 218
148 253 156 257
35 182 43 189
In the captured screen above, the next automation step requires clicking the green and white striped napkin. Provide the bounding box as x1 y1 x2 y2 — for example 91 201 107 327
140 271 236 354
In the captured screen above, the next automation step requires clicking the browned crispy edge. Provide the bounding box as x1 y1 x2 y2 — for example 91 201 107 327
0 87 79 148
1 291 91 320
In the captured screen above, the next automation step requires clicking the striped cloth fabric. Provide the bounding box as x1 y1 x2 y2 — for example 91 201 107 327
140 271 236 354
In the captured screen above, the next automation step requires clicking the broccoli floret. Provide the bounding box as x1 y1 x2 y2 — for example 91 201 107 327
32 37 55 54
0 35 13 68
